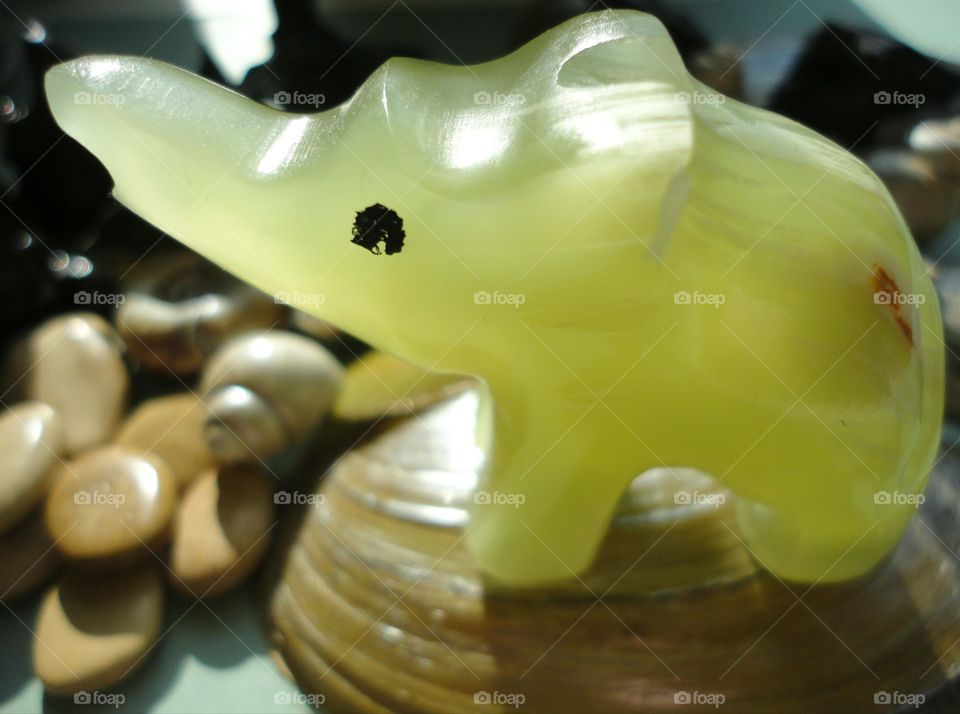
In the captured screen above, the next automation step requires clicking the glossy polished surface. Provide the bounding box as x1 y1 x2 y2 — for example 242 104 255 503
45 446 177 567
199 331 342 461
0 402 63 535
115 393 213 488
270 389 960 713
117 251 285 375
5 314 128 455
45 10 943 586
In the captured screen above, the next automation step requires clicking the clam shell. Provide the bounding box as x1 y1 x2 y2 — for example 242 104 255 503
269 389 960 713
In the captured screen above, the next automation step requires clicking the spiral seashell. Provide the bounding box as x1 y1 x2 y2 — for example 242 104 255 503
203 385 289 463
116 251 284 375
200 331 342 462
268 388 960 713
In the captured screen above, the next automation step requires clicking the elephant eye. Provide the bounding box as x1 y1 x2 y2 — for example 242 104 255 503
351 204 405 255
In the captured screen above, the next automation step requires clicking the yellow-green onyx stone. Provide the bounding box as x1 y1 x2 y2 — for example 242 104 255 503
45 10 943 586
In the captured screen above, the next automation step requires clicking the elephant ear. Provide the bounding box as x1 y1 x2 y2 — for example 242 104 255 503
550 15 695 196
556 13 688 89
373 10 696 200
484 16 698 332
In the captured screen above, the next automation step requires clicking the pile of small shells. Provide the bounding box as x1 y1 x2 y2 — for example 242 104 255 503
0 252 346 696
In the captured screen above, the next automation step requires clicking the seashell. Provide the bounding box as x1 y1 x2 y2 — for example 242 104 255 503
931 262 960 353
114 393 213 489
34 564 165 695
167 462 275 598
0 506 62 601
200 331 342 462
686 44 743 100
268 388 960 713
45 445 177 569
4 313 128 455
203 385 289 463
866 148 960 241
0 401 63 535
908 116 960 189
116 251 284 375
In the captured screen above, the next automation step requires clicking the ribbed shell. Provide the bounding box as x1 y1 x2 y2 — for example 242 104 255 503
269 390 960 713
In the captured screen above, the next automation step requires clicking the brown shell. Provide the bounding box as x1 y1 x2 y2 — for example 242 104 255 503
268 390 960 713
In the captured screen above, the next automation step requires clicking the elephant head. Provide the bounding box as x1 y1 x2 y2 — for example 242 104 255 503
44 10 943 586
